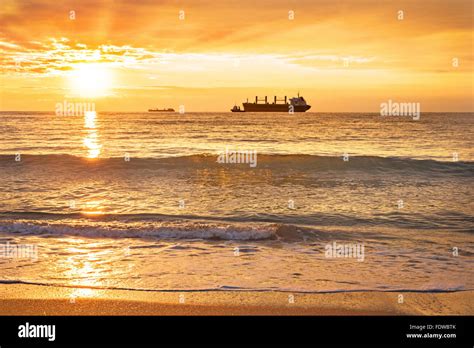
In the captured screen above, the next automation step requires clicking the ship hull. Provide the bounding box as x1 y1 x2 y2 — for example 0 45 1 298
242 103 311 112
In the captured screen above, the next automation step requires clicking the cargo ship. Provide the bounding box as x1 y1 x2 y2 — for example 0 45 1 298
148 108 175 112
231 94 311 112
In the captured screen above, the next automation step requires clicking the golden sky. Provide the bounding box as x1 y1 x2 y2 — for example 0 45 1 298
0 0 473 111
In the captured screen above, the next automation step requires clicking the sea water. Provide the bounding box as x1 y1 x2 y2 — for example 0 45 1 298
0 112 472 292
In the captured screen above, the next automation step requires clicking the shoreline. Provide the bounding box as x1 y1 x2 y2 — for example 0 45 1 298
0 284 472 316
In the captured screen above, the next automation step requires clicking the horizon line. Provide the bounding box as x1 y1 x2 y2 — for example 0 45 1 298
1 110 473 114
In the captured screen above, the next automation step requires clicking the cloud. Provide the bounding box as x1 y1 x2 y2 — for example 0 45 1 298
1 0 472 51
2 0 471 77
0 0 472 111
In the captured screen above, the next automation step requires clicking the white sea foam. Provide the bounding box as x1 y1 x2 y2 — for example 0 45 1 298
0 221 277 240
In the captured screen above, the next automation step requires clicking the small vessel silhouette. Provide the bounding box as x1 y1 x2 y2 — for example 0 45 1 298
148 108 175 112
230 105 244 112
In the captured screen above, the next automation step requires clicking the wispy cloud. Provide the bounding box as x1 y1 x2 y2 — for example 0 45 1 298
2 38 380 76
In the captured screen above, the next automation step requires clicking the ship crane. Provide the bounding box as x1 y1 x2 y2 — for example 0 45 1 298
273 96 288 104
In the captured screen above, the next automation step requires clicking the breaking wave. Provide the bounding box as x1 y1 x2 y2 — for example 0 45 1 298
0 220 278 241
0 154 472 175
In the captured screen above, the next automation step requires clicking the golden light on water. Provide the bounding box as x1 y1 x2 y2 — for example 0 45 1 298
61 240 109 300
81 199 106 216
80 211 106 217
83 111 102 158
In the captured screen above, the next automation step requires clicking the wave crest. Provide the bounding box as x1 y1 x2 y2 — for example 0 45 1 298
1 154 472 174
0 221 277 241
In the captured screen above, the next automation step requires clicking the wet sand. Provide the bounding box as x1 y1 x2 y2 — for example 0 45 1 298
0 284 472 315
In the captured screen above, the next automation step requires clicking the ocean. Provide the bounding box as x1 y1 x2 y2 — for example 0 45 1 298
0 111 473 293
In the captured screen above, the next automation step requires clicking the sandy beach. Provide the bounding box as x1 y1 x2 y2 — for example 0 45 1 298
0 284 472 316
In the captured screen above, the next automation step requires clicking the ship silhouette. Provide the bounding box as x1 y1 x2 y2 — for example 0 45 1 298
231 93 311 112
148 108 175 112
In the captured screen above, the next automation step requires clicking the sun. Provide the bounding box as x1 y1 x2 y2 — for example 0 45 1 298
68 63 112 98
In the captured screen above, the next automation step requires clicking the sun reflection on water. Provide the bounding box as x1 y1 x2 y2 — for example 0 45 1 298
58 238 128 300
83 111 102 158
62 241 107 299
80 199 107 216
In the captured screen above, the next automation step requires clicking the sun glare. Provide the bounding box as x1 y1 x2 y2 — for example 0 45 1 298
83 111 102 158
68 64 112 98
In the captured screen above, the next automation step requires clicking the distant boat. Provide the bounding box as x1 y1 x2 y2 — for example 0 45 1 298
231 93 311 112
230 105 244 112
148 108 175 112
